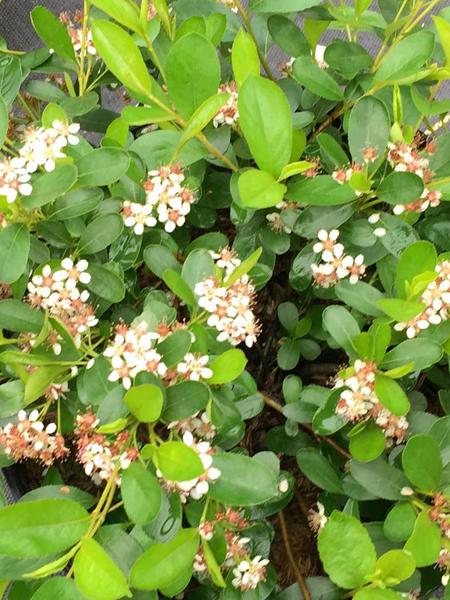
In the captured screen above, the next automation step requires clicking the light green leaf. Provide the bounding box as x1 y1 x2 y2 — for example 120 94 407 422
374 31 435 82
232 28 260 87
31 6 76 63
89 0 141 32
124 384 164 423
238 168 287 209
155 441 204 481
121 462 162 525
0 224 30 284
179 93 230 148
402 434 442 490
374 374 410 416
209 349 248 384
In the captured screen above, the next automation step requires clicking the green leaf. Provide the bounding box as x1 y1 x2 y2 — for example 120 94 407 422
0 300 44 333
91 19 156 104
278 161 316 181
31 6 76 63
317 132 349 168
433 15 450 66
267 15 309 58
374 549 415 586
78 214 123 254
124 384 164 422
0 56 22 106
224 247 262 286
130 529 199 590
287 175 356 205
122 105 173 126
182 248 215 290
49 188 104 220
21 165 78 209
381 338 443 372
348 96 390 164
374 30 435 82
0 224 30 284
293 56 343 101
377 298 424 322
24 365 67 405
238 168 287 209
402 434 442 490
20 485 95 509
209 349 248 384
349 422 386 462
0 499 89 558
232 29 260 87
76 148 130 187
251 0 324 11
374 374 410 416
324 40 372 77
383 502 417 542
377 172 424 206
335 280 385 318
395 240 437 299
31 578 87 600
322 305 360 358
156 441 204 481
163 381 209 421
157 329 192 368
297 448 344 494
89 0 141 32
144 244 180 279
410 85 450 117
162 269 195 309
166 33 220 118
318 511 377 589
353 590 399 600
86 264 125 303
209 452 278 505
351 458 409 500
238 75 292 178
74 538 131 600
0 96 7 148
179 93 230 148
404 509 441 567
121 462 162 525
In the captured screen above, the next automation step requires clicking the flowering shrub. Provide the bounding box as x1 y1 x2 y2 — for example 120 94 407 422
0 0 449 598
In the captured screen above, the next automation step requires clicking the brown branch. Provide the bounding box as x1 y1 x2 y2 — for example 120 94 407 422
279 510 311 600
307 104 345 142
261 393 351 460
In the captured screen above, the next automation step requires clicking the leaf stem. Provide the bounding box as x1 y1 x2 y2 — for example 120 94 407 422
279 510 311 600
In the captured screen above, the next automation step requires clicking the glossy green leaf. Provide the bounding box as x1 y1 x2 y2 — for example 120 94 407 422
383 501 417 542
0 96 7 148
124 384 164 422
232 29 260 87
76 148 130 187
179 93 230 148
267 15 309 58
238 168 287 209
351 458 409 500
86 264 125 303
0 299 44 333
156 441 204 481
297 448 344 494
348 96 390 164
402 434 442 490
349 422 386 462
121 462 162 525
323 305 360 358
293 56 343 101
21 165 77 209
31 6 76 63
73 538 131 600
374 374 410 416
395 240 437 299
163 381 209 421
287 175 357 206
377 172 424 206
31 578 87 600
78 214 123 254
238 75 292 178
374 31 435 82
0 224 30 284
209 349 248 384
89 0 141 32
404 509 441 567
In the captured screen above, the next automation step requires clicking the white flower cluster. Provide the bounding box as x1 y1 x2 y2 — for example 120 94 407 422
20 121 80 173
177 353 213 381
169 411 217 441
75 412 138 485
213 82 239 128
122 165 195 235
232 557 270 592
0 157 32 203
387 141 441 214
334 360 408 446
104 321 166 390
27 258 98 348
266 201 293 234
311 229 366 288
157 431 221 502
394 260 450 339
0 410 68 466
194 248 260 348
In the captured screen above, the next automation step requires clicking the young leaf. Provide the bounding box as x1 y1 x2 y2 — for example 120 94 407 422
395 240 437 299
88 0 141 32
318 511 377 589
209 349 248 384
349 422 386 462
91 19 156 104
238 168 287 209
374 549 415 586
166 33 221 118
73 538 131 600
404 510 441 567
374 374 410 416
155 441 204 481
238 75 292 178
178 93 230 148
124 384 164 423
31 6 76 63
232 29 260 87
383 502 417 542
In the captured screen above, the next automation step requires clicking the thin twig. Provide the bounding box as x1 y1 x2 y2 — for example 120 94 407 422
279 510 311 600
261 393 351 460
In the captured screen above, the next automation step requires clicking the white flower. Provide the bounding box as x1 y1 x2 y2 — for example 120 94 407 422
213 82 239 128
278 478 289 493
368 213 380 224
313 229 344 262
176 353 213 381
0 157 33 203
401 486 415 497
373 227 386 237
122 200 157 235
232 556 269 592
314 44 328 69
50 120 80 146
